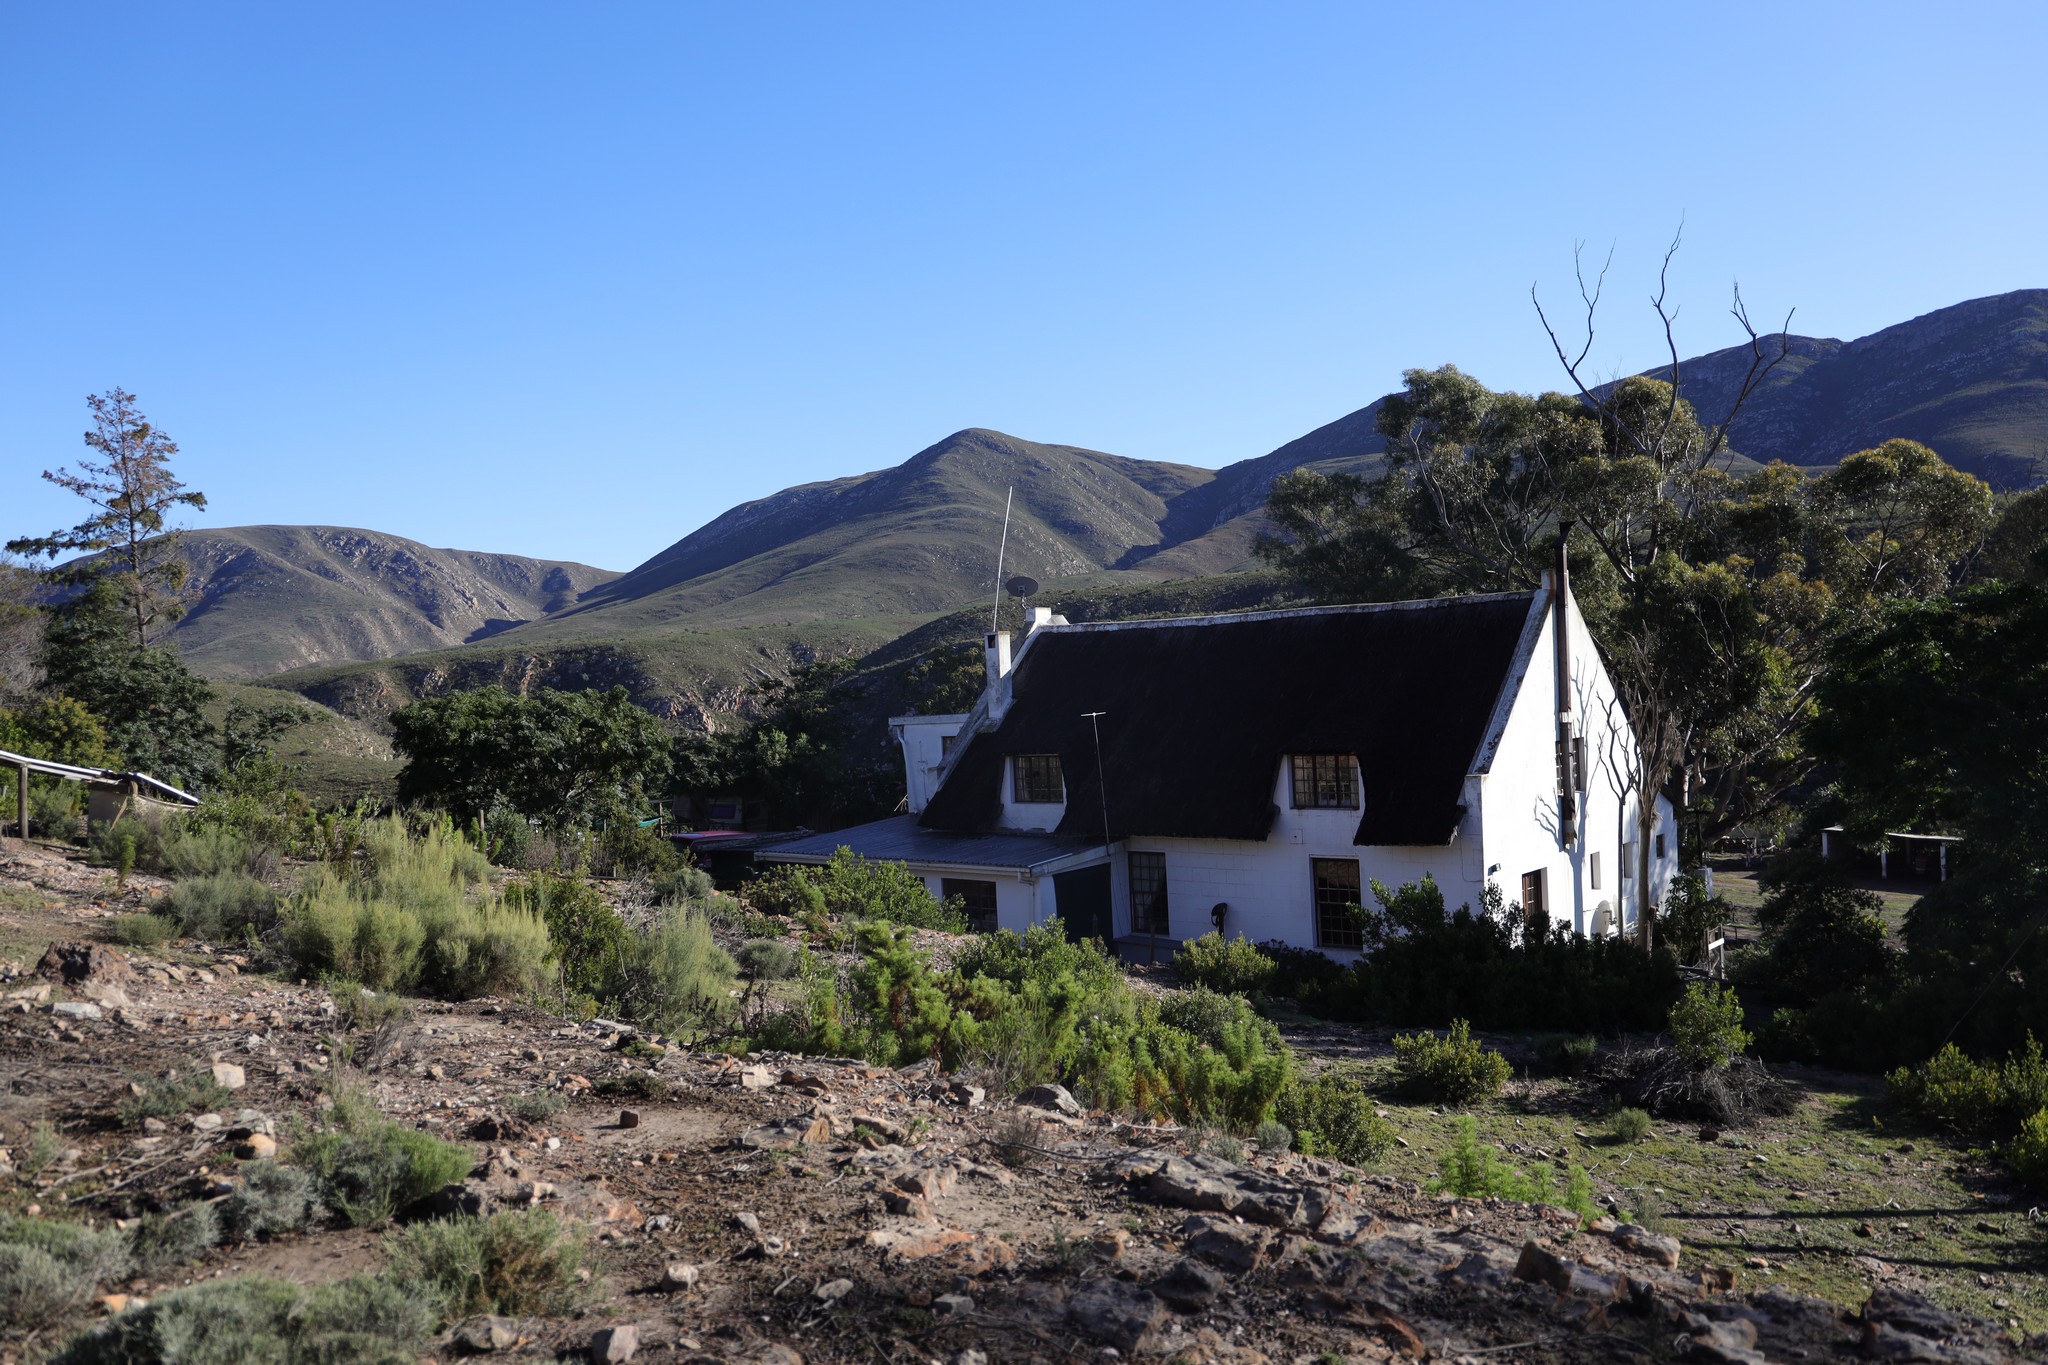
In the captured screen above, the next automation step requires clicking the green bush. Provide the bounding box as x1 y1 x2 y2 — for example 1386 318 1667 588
221 1161 323 1242
1889 1036 2048 1139
162 824 258 879
382 1208 591 1322
128 1203 221 1275
747 864 829 921
651 860 716 906
616 907 737 1041
1274 1071 1395 1164
505 872 628 1004
506 1090 566 1123
1606 1107 1653 1144
1254 1119 1293 1154
50 1271 432 1365
1173 933 1279 997
413 895 555 1001
161 871 275 940
1391 1018 1512 1105
283 869 424 992
0 1215 134 1328
1433 1115 1600 1222
108 913 179 949
1669 983 1751 1071
1538 1034 1599 1077
2008 1109 2048 1193
761 849 969 932
119 1066 234 1127
332 983 410 1033
90 816 171 873
290 1088 474 1227
736 938 801 980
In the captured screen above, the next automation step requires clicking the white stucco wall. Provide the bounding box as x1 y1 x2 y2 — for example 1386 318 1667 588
892 715 967 815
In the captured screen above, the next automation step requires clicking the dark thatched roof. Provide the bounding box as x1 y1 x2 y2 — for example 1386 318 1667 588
918 593 1538 846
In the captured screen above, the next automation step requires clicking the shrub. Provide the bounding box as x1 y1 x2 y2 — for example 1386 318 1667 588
1275 1071 1394 1165
1173 933 1278 997
128 1203 221 1275
50 1272 433 1365
1538 1034 1599 1077
290 1088 474 1227
1254 940 1348 996
90 816 171 873
108 913 178 949
651 860 716 906
2008 1109 2048 1193
736 938 801 980
383 1208 592 1322
220 1161 322 1241
161 871 275 941
1433 1115 1600 1221
1888 1036 2048 1139
747 864 829 921
616 906 737 1042
1253 1119 1293 1155
282 870 425 993
413 895 554 1001
1159 986 1279 1051
595 1070 669 1100
119 1066 233 1126
162 824 258 879
505 872 627 1004
1391 1018 1512 1105
506 1091 566 1123
0 1215 134 1327
333 983 410 1033
1606 1107 1653 1144
1669 983 1751 1071
764 849 970 932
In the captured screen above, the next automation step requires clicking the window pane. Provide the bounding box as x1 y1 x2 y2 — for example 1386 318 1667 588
1128 851 1168 934
1312 857 1364 949
1291 754 1358 809
942 878 999 933
1013 754 1064 804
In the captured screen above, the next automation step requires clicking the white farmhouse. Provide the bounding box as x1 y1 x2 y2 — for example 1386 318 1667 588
761 552 1678 958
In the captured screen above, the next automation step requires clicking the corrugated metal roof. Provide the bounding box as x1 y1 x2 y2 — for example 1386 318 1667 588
0 749 201 806
757 815 1104 872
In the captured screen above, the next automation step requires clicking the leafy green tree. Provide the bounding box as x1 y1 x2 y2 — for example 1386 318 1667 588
39 579 216 786
7 388 207 648
393 685 672 828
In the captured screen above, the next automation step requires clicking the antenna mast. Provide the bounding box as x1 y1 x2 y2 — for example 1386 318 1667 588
990 485 1013 634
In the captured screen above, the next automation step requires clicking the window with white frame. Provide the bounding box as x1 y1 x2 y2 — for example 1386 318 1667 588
1312 857 1364 949
1290 754 1359 809
1011 754 1064 804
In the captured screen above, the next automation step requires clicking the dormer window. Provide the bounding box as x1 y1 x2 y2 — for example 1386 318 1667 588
1012 754 1065 804
1290 754 1358 809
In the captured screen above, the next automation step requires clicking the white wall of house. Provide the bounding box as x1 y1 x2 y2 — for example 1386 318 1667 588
892 715 967 816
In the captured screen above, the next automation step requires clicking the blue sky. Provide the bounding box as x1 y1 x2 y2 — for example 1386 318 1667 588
4 2 2044 572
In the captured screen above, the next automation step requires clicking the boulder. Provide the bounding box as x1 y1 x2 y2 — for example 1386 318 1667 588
590 1324 639 1363
37 941 131 987
1017 1083 1081 1115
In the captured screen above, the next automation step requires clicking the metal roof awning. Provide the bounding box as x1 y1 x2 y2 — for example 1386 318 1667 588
757 815 1108 876
1 748 201 807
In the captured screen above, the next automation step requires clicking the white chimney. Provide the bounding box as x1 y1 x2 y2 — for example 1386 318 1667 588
984 631 1012 688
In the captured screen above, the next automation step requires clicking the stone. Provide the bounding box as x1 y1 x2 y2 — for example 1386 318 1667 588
51 1001 102 1021
894 1166 957 1200
1180 1214 1271 1272
932 1293 974 1320
733 1211 762 1235
618 1110 640 1129
1139 1153 1328 1228
211 1061 247 1091
1149 1258 1226 1313
591 1324 640 1362
1679 1316 1764 1364
1611 1222 1682 1268
661 1263 699 1291
189 1113 224 1132
37 941 131 987
865 1222 976 1261
739 1064 775 1090
453 1316 523 1352
1017 1083 1081 1115
813 1278 853 1304
235 1133 278 1160
953 1353 988 1365
1067 1282 1166 1353
1513 1240 1573 1293
847 1113 908 1144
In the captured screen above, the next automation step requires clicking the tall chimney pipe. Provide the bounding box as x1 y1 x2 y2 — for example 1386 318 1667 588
1553 523 1577 848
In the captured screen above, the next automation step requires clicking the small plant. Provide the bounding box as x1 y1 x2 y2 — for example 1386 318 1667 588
735 938 801 981
1198 1129 1246 1162
2006 1108 2048 1193
221 1161 323 1242
290 1087 474 1227
49 1270 434 1364
1539 1034 1599 1077
1253 1119 1293 1155
161 871 276 941
108 913 178 949
615 906 737 1043
1173 932 1279 997
506 1091 567 1123
594 1070 669 1101
1432 1116 1600 1222
1391 1018 1513 1105
332 983 410 1033
128 1203 221 1275
383 1208 592 1322
1605 1106 1654 1145
1669 982 1751 1071
19 1120 65 1176
989 1111 1044 1169
119 1067 233 1127
0 1214 134 1328
1275 1071 1395 1164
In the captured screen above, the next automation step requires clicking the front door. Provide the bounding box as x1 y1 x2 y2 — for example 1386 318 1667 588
1054 864 1113 942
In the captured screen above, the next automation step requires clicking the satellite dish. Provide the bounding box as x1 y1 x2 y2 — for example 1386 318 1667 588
1005 575 1040 599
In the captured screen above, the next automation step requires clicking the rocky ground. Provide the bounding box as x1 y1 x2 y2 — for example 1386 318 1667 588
1 839 2038 1364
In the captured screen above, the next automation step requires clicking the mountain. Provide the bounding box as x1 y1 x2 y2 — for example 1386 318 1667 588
150 526 619 678
1651 289 2048 485
513 428 1218 639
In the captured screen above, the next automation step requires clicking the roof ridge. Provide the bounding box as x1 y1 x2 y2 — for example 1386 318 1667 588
1035 590 1538 635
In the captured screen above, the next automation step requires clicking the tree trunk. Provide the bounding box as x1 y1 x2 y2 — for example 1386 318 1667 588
1635 782 1658 951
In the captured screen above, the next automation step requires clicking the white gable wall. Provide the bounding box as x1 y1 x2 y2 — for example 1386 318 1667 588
892 715 967 815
